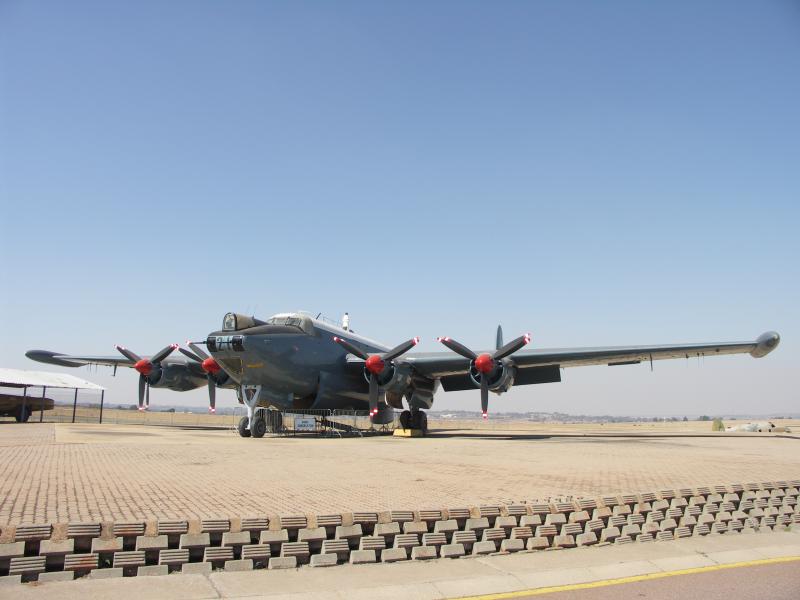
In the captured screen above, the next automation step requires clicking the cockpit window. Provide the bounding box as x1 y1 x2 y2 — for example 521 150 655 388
265 314 314 334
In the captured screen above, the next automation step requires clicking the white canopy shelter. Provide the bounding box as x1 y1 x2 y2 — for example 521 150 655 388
0 368 105 390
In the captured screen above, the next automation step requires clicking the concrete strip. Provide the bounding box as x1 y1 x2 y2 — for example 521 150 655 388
649 554 718 572
752 544 800 559
514 567 596 589
36 572 74 583
11 573 219 599
339 583 443 600
181 563 212 575
434 574 526 598
587 560 660 580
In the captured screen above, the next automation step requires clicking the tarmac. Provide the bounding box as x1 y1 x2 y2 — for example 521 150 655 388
1 421 799 524
4 526 799 599
1 420 798 599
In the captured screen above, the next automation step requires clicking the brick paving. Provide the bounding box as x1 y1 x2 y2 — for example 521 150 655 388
0 423 798 525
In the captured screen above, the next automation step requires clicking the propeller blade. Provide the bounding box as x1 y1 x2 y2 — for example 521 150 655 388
188 341 210 360
145 381 150 409
207 376 216 413
437 337 478 360
178 347 204 362
382 337 419 361
480 376 489 419
138 375 146 409
368 373 379 417
493 333 531 360
151 343 179 364
116 345 142 363
496 325 504 351
333 336 369 360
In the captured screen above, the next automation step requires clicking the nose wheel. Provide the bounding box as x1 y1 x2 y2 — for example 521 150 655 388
399 409 428 434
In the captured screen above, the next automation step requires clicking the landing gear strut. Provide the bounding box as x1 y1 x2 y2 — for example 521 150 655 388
399 409 427 434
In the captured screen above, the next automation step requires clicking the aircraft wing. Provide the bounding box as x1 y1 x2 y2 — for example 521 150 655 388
25 349 198 372
401 331 780 383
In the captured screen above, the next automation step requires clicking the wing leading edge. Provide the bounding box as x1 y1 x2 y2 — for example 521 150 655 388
25 349 198 372
402 331 780 379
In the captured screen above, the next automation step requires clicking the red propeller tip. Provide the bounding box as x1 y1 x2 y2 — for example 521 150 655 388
333 336 341 342
209 407 216 413
524 333 532 344
436 337 449 342
412 337 420 345
482 412 488 419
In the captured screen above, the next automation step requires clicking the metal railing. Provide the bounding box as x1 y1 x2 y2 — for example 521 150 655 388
233 407 399 437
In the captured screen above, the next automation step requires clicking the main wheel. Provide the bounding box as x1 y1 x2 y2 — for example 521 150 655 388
414 411 428 434
399 410 412 430
237 417 251 438
251 417 267 438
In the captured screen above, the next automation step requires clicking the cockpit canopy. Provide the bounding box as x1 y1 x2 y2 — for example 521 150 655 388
221 312 266 331
264 313 315 335
221 312 314 335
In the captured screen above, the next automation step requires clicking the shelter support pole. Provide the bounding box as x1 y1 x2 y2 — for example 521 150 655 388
99 389 105 424
21 387 27 424
71 388 78 423
40 386 46 422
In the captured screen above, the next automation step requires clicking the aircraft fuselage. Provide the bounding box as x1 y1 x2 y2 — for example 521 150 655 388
206 318 389 411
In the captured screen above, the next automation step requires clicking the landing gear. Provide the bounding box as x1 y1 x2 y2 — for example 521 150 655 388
15 406 30 423
237 417 251 438
251 415 267 438
399 409 427 434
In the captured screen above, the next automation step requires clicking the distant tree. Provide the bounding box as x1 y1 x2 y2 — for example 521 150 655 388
683 416 689 422
698 415 711 421
712 418 725 431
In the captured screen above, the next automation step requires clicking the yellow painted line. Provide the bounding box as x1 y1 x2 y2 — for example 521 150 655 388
450 555 800 599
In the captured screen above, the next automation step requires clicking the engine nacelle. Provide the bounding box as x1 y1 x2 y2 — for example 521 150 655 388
469 358 516 394
148 364 206 392
364 362 413 395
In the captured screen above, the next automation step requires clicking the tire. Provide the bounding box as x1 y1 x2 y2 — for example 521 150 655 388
399 410 412 430
415 411 428 434
251 417 267 438
237 417 251 438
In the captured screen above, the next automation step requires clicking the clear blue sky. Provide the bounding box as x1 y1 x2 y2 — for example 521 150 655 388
1 1 798 415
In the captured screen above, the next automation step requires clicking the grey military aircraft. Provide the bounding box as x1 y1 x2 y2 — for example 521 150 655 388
26 311 780 438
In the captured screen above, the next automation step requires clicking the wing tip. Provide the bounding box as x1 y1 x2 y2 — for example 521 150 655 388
25 349 82 367
750 331 780 358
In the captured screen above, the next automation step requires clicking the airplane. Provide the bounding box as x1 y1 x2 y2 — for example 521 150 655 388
26 311 780 439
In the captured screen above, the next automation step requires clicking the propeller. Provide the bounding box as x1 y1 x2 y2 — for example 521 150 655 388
437 331 531 419
178 341 227 413
115 343 179 410
333 335 419 419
